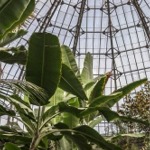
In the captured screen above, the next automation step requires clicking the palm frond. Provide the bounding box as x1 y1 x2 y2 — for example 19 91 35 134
0 79 49 105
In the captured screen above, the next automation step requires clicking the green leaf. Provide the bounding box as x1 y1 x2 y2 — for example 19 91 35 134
0 104 15 116
89 92 122 107
0 0 35 38
59 64 87 100
74 125 121 150
107 78 147 107
0 125 31 144
88 116 103 128
50 88 64 105
89 73 111 102
59 100 80 128
98 107 149 126
10 95 36 134
26 33 62 105
81 52 93 84
107 133 145 141
0 48 27 65
61 45 80 79
4 142 21 150
83 75 102 98
0 79 48 107
58 102 82 118
0 0 8 9
65 134 92 150
0 29 27 47
40 105 59 130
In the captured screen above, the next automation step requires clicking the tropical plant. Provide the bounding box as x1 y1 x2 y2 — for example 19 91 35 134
0 32 149 150
0 33 120 150
0 0 35 65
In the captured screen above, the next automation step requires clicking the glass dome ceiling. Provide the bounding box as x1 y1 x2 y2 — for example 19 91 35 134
2 0 150 94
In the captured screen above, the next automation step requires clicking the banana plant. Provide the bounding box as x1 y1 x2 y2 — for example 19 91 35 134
0 33 123 150
44 45 148 149
55 45 148 127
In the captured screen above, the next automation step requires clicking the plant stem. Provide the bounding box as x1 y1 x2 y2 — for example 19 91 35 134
29 106 42 150
29 132 39 150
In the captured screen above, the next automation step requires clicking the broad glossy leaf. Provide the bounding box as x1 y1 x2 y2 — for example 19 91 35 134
61 45 80 79
58 102 82 118
83 75 102 98
65 134 92 150
59 100 80 128
0 0 35 38
53 123 93 150
4 142 21 150
89 73 111 102
107 78 147 107
89 92 122 107
0 29 27 47
74 125 121 150
50 88 64 106
81 52 93 84
99 107 149 126
59 64 87 100
26 33 62 105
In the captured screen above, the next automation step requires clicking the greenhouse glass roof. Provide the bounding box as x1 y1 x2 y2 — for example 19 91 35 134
2 0 150 93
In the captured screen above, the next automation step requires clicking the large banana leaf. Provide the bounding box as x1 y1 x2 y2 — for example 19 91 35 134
26 33 62 105
60 99 80 128
89 92 122 107
50 88 64 106
107 78 147 107
0 29 27 47
81 52 93 84
53 123 121 150
59 64 87 100
0 0 35 38
61 45 80 79
73 125 122 150
89 73 113 103
98 107 149 126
